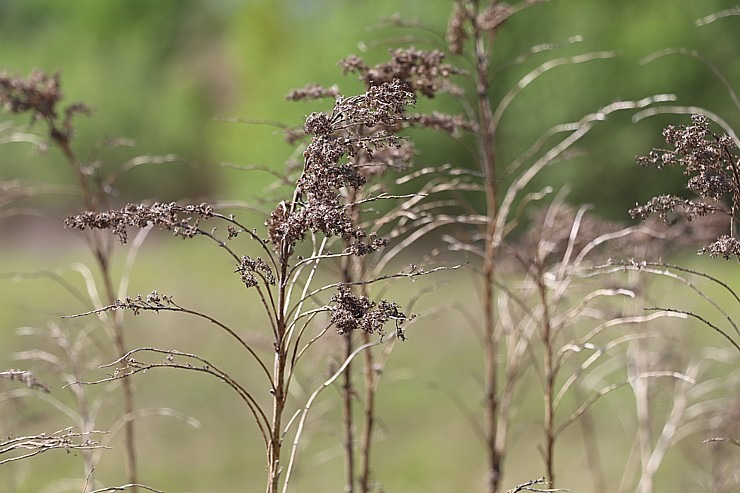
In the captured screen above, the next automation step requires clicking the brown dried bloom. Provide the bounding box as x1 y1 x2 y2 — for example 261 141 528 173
699 235 740 260
266 201 308 253
65 202 214 243
477 2 514 31
0 71 62 120
636 115 738 200
341 48 462 98
110 291 175 315
629 195 720 223
0 369 50 393
339 54 369 76
352 139 415 179
349 234 389 256
268 80 415 256
0 70 90 141
446 0 469 55
304 198 363 241
632 114 740 258
286 84 340 102
330 286 408 340
407 111 476 136
236 256 275 288
336 79 416 128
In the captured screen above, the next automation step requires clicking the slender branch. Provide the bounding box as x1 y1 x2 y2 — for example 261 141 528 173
555 372 695 438
75 348 270 446
282 340 382 493
0 428 107 466
644 307 740 352
90 485 164 493
63 297 274 383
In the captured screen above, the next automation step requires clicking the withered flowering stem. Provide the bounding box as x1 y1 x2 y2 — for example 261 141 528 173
89 485 163 493
282 339 382 493
59 78 419 493
62 296 274 382
286 264 460 320
79 347 270 446
0 427 108 466
0 70 140 490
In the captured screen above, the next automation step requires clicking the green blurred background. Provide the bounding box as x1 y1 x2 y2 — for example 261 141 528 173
1 1 738 492
1 0 737 216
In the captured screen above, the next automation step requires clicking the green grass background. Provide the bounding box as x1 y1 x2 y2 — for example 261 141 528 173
1 240 737 492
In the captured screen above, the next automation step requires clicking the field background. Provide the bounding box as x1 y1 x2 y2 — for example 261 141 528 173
1 1 738 492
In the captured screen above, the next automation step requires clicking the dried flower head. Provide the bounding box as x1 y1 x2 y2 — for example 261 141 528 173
236 256 275 288
0 369 50 393
339 54 370 76
407 111 476 136
699 235 740 259
330 286 408 340
629 195 719 223
636 115 738 199
446 0 469 55
266 201 308 253
0 70 90 141
0 71 62 120
632 114 740 258
477 2 514 32
110 291 175 315
268 80 415 257
349 234 389 256
286 84 340 102
340 48 462 98
352 139 416 179
65 202 214 243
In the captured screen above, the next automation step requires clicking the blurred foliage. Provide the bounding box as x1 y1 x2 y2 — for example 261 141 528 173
0 0 737 217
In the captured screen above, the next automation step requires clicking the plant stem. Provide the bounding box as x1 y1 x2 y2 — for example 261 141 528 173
341 334 356 493
358 331 375 493
470 2 501 490
340 250 356 493
537 271 556 487
53 131 139 493
268 260 290 493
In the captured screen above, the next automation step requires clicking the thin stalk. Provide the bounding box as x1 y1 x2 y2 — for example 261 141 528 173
340 252 357 493
537 270 556 487
268 259 290 493
52 130 139 492
470 2 501 491
358 330 375 493
342 334 356 493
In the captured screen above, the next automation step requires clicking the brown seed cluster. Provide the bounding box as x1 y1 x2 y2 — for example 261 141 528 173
65 202 214 243
631 114 740 259
340 48 462 99
285 83 341 102
329 286 407 340
268 80 415 257
236 256 275 288
0 70 90 141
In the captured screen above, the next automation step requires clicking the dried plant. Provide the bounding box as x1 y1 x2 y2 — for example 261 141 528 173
0 70 185 492
58 78 448 493
0 369 49 393
289 41 466 492
630 114 740 259
2 3 738 493
0 427 106 467
617 20 740 490
342 2 684 491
